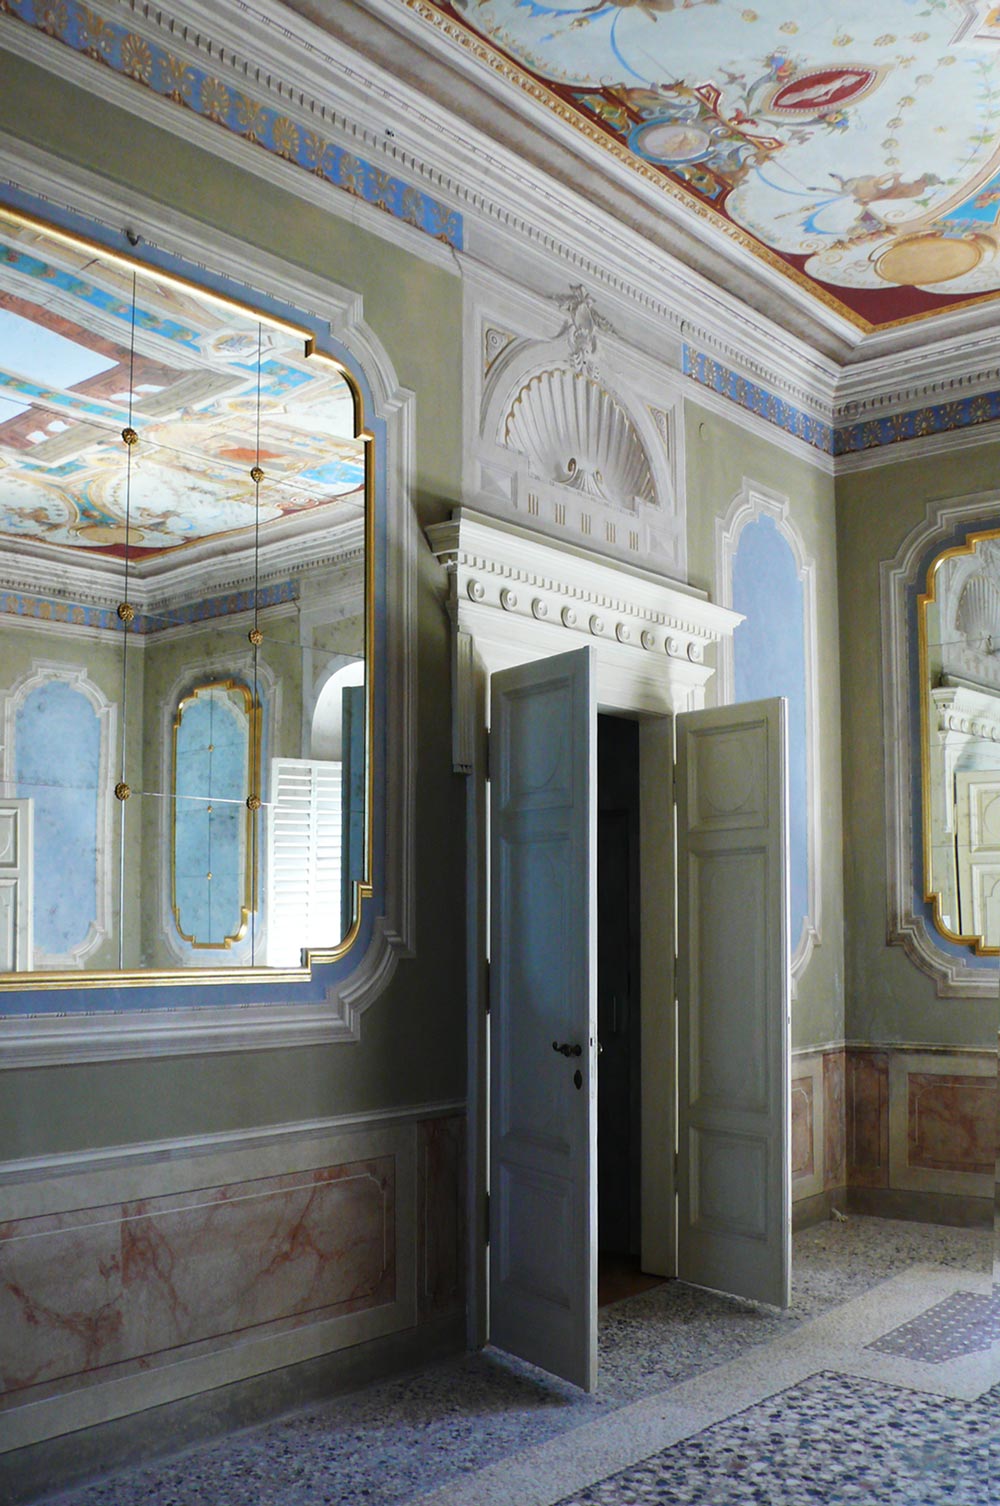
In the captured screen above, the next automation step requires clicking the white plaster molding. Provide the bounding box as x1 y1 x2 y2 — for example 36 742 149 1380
467 275 687 579
0 1097 465 1189
0 2 849 413
881 491 1000 997
11 0 1000 411
714 482 822 990
0 661 116 970
0 150 418 1065
428 508 740 771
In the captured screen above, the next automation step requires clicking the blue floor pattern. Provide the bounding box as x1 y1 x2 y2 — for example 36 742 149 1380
868 1289 1000 1364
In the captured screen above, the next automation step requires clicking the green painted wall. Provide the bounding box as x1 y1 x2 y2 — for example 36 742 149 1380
0 57 466 1158
837 444 1000 1048
685 402 844 1051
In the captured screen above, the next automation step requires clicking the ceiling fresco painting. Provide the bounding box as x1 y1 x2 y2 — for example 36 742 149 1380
0 217 365 564
426 0 1000 328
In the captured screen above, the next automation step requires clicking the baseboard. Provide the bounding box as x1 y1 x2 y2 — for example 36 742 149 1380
792 1188 848 1231
0 1315 465 1506
845 1186 993 1229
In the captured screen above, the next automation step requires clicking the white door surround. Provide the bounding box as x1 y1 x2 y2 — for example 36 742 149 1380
428 510 742 765
428 508 743 1351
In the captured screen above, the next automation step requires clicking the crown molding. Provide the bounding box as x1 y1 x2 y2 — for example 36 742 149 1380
6 2 1000 453
0 0 843 419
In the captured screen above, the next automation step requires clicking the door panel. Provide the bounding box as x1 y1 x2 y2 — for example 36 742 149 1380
676 699 790 1309
490 647 597 1391
0 799 33 972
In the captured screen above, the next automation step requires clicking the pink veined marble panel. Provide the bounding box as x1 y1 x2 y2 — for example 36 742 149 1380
0 1156 394 1406
847 1049 889 1187
823 1050 846 1190
417 1115 466 1321
906 1074 996 1176
791 1076 815 1180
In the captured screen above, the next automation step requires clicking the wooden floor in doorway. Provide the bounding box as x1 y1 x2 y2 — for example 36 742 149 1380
598 1253 667 1307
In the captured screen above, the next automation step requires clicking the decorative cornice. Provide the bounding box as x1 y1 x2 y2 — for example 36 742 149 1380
0 0 845 421
7 1 1000 459
684 345 1000 462
684 347 833 456
0 579 298 637
0 0 462 249
428 508 741 768
835 391 1000 457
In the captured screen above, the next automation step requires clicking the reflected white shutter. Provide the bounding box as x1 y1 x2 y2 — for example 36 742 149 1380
267 758 342 966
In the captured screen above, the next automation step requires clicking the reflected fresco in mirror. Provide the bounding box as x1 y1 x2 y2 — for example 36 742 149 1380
921 528 1000 952
0 211 369 975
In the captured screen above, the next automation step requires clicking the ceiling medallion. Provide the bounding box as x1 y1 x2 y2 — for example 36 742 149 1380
761 66 886 120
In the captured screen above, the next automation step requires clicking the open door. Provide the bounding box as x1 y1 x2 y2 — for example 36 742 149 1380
489 647 597 1391
675 697 791 1309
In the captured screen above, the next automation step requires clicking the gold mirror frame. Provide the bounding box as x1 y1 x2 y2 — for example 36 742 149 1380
0 206 376 990
918 525 1000 956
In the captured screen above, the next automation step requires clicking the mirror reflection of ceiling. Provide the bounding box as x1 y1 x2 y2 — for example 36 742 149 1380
0 216 364 570
422 0 1000 329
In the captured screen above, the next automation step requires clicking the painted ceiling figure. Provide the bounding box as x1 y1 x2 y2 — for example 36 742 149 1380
437 1 1000 324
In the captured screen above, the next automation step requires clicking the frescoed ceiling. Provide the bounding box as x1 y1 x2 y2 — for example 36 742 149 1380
411 0 1000 330
0 214 364 566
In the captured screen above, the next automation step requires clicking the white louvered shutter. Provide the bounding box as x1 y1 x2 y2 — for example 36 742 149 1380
266 757 342 966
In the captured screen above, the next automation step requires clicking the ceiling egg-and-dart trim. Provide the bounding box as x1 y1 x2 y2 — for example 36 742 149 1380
413 0 1000 332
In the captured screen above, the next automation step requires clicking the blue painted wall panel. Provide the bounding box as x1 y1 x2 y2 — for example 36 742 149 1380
732 516 809 953
15 680 100 956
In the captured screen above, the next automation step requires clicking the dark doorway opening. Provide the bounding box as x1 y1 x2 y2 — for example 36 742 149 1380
598 714 656 1306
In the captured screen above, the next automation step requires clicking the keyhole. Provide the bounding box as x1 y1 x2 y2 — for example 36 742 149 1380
573 1068 582 1090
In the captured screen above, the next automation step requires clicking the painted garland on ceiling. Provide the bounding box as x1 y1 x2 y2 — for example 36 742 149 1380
426 0 1000 328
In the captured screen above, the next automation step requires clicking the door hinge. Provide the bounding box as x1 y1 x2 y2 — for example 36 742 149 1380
673 1150 679 1185
484 1190 490 1245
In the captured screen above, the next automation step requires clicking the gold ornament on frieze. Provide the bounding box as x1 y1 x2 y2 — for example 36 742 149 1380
121 426 138 447
117 602 135 624
250 464 264 484
248 627 263 646
246 794 261 811
115 781 131 802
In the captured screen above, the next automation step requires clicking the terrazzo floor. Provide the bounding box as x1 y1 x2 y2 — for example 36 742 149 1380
39 1217 998 1506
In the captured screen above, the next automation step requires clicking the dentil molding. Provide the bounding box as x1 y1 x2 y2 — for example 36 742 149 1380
428 508 741 772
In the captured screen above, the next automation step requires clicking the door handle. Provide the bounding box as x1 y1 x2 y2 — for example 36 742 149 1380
551 1040 582 1057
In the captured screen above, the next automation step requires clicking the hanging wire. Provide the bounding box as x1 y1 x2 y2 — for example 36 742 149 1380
248 322 264 963
115 269 139 969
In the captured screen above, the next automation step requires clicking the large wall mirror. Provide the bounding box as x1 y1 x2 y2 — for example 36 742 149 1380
920 527 1000 953
0 207 372 983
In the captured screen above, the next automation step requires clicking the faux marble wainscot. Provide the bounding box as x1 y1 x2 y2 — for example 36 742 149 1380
0 1110 465 1455
792 1044 996 1221
790 1047 845 1212
847 1047 997 1200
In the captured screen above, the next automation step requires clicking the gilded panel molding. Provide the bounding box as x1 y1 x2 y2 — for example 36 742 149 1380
881 494 1000 996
